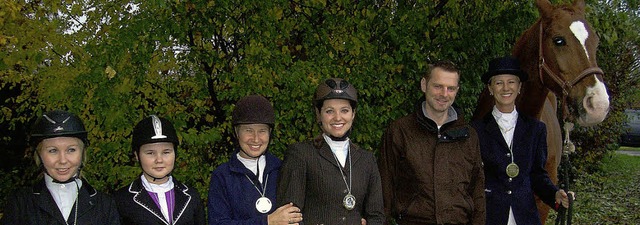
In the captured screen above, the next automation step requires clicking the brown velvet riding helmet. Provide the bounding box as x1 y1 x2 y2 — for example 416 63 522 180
232 95 275 127
482 56 528 84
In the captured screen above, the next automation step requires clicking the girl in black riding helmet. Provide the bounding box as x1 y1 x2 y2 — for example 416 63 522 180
113 115 205 225
0 110 120 225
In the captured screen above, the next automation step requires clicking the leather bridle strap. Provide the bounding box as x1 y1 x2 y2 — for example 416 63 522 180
537 22 604 119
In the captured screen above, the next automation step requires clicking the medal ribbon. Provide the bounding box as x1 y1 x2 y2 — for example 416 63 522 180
330 145 352 198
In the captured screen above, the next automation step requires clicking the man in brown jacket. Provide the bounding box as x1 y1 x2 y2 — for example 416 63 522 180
378 61 485 225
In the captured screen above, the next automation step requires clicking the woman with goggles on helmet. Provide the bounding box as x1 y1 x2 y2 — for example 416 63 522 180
277 78 385 224
208 95 303 225
0 110 120 225
113 115 205 225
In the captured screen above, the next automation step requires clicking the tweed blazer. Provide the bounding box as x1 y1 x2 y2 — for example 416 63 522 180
471 112 559 225
277 135 385 225
0 178 120 225
113 176 206 225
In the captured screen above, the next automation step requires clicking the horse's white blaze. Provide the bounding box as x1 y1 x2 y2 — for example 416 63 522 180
579 76 610 126
570 21 590 61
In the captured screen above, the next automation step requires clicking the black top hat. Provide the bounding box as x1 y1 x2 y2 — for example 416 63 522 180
481 56 528 84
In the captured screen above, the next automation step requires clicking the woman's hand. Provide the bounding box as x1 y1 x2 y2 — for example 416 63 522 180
555 189 576 208
268 202 303 225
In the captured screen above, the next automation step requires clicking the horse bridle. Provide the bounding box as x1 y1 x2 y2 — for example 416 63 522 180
537 22 604 119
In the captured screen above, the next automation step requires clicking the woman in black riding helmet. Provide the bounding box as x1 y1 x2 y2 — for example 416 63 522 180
277 78 385 224
113 115 205 225
0 110 120 225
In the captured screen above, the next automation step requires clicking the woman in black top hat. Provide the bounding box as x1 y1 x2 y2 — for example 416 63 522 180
0 110 120 225
471 56 573 225
113 115 205 225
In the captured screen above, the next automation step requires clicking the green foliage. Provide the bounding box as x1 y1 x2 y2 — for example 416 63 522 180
547 152 640 224
1 0 638 218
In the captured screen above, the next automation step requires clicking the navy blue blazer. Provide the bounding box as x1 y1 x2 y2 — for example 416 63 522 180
471 112 558 225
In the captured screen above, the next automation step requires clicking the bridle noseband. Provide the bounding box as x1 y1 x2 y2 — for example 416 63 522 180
537 22 604 119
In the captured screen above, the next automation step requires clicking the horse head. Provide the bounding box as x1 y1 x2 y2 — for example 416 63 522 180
515 0 610 126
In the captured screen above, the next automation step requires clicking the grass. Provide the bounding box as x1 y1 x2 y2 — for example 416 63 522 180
546 150 640 224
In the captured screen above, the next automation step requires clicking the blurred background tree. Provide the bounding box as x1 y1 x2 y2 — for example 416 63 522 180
1 0 638 213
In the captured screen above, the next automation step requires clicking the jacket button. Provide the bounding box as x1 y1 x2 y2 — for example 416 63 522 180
509 178 513 182
342 217 346 221
507 190 512 194
506 153 511 157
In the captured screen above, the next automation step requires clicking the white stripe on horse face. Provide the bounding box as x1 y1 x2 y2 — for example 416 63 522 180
570 21 590 61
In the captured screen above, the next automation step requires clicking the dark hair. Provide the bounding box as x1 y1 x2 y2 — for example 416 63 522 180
423 60 460 81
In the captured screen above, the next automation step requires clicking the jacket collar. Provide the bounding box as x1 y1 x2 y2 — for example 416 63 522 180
33 178 98 225
127 176 192 225
481 112 534 151
228 150 282 176
415 99 470 142
313 135 363 171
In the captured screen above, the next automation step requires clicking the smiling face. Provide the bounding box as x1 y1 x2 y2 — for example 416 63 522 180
38 137 84 182
136 142 175 184
421 67 460 122
488 74 522 113
235 124 271 159
317 98 355 138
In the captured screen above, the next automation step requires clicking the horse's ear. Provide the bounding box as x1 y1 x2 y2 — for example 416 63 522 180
573 0 586 12
535 0 554 19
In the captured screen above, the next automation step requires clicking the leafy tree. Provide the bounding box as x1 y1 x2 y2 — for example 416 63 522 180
1 0 638 217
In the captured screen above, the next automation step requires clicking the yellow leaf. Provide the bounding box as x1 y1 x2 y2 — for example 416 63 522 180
105 66 117 79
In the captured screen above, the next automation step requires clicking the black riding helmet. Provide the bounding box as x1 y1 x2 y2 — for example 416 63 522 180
131 115 179 182
313 78 358 111
131 115 179 157
313 78 358 141
29 110 88 183
30 110 89 150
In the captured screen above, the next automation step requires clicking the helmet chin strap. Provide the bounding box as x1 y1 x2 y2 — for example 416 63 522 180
49 169 81 184
327 128 352 141
135 152 173 183
143 170 171 183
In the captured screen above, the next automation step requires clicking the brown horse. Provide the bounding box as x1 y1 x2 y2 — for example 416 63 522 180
472 0 610 223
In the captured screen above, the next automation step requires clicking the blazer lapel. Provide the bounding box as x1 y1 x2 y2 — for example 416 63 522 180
483 114 510 151
34 180 68 225
72 180 98 222
318 142 342 169
512 115 532 153
130 178 169 225
172 182 192 225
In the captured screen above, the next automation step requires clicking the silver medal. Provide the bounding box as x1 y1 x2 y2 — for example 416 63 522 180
343 194 356 210
255 197 272 213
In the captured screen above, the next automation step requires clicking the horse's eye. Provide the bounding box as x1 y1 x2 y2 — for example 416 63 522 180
552 37 566 46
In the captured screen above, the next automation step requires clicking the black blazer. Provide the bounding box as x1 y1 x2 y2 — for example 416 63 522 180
114 177 205 225
0 178 120 225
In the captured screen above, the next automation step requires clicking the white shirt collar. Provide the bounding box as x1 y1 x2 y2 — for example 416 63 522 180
237 153 267 183
323 133 349 167
45 174 82 221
